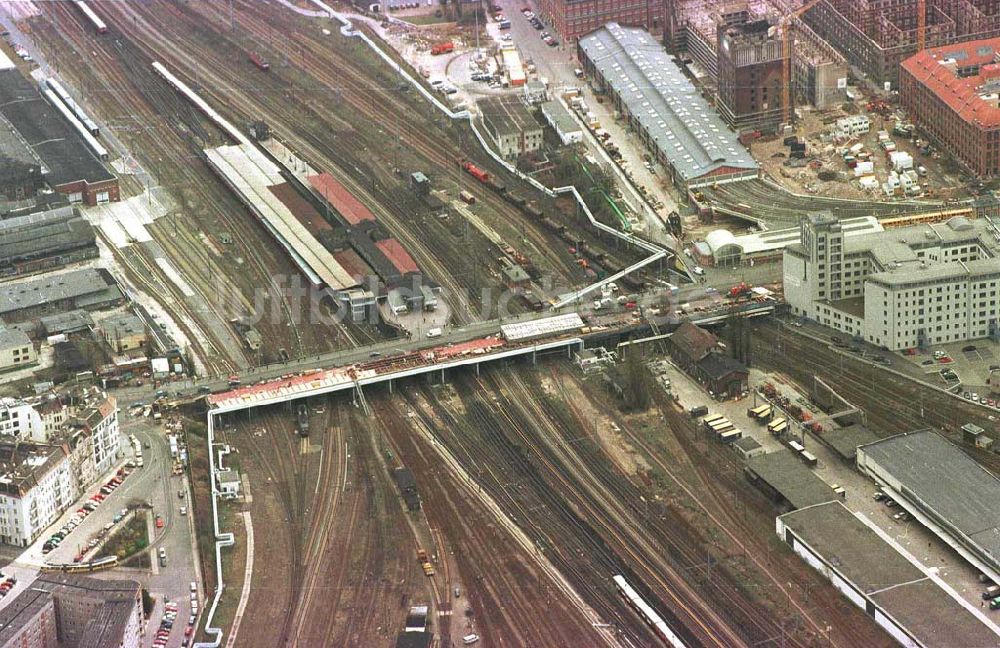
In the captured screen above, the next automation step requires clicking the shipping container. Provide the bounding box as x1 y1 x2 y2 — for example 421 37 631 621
719 429 742 444
459 190 476 204
800 450 818 466
431 41 455 55
249 53 270 71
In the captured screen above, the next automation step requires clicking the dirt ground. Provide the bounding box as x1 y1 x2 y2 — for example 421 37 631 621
755 101 971 202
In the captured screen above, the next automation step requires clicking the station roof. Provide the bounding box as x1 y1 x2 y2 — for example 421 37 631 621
746 451 838 509
376 238 420 275
579 23 757 184
780 501 1000 647
858 429 1000 569
306 173 376 226
730 216 882 256
0 70 113 188
501 313 583 341
206 144 356 291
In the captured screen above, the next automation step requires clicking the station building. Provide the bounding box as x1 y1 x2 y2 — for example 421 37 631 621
578 23 758 191
784 211 1000 350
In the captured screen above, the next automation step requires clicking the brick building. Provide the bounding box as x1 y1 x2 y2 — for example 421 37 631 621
536 0 662 41
899 37 1000 177
716 17 789 133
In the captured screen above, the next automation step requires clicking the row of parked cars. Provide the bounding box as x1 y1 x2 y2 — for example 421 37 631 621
43 467 132 555
0 575 17 597
155 598 197 648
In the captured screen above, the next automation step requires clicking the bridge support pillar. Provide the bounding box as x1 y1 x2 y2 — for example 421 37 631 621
388 379 393 394
532 348 536 365
441 368 445 383
476 362 480 376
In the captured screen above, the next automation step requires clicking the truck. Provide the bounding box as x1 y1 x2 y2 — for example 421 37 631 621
431 41 454 55
459 190 476 205
426 327 442 338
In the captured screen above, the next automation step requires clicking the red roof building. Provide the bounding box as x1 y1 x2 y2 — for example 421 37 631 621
306 173 376 226
376 238 420 275
900 37 1000 177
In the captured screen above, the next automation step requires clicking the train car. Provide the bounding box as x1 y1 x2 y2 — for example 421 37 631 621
461 160 490 183
249 52 270 71
296 403 310 437
75 1 107 34
47 78 99 136
612 575 687 647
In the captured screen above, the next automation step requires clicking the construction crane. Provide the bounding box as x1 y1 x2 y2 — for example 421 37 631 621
917 0 926 52
781 0 824 127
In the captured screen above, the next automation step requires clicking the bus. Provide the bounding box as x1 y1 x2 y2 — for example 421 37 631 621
747 404 771 420
788 440 805 453
800 450 818 467
719 429 742 444
703 414 726 430
709 420 734 435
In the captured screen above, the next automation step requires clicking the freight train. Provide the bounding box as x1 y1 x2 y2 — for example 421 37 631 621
458 159 645 291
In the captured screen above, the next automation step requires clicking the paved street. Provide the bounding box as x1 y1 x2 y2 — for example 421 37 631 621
0 412 199 648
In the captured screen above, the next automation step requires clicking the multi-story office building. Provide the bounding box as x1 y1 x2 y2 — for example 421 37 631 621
0 442 75 546
785 212 1000 350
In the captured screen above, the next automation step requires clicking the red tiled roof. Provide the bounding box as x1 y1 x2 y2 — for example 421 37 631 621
306 174 376 226
331 248 373 281
375 238 420 275
902 37 1000 128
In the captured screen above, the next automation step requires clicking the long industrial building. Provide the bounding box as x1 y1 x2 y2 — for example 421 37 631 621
778 500 1000 647
784 211 1000 350
900 37 1000 177
578 23 759 189
0 206 97 278
856 430 1000 583
803 0 1000 87
0 68 117 206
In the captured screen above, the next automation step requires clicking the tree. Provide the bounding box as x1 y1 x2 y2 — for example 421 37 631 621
620 344 650 411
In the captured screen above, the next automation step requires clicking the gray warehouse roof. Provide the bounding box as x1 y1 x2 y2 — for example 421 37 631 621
747 451 838 509
0 327 29 351
578 23 758 184
780 501 1000 647
0 268 120 316
857 429 1000 570
0 206 95 264
479 96 541 138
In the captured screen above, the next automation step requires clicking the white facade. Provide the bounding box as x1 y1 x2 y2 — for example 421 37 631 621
785 212 1000 350
0 398 45 441
0 447 75 546
835 115 870 137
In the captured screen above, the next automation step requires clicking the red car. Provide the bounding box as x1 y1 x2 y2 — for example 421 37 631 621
155 516 164 529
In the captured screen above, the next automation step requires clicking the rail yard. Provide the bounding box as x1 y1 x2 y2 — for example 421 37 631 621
0 0 998 647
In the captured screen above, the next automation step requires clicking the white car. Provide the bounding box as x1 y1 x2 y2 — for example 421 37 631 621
500 34 512 41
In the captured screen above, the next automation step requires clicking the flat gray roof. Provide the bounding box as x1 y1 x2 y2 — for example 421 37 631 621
578 23 758 183
821 423 880 460
0 268 119 315
858 429 1000 570
540 101 580 134
479 96 541 137
781 501 1000 647
746 451 838 509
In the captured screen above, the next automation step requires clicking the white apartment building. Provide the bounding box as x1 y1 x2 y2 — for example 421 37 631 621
785 211 1000 350
0 444 75 546
0 399 44 441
